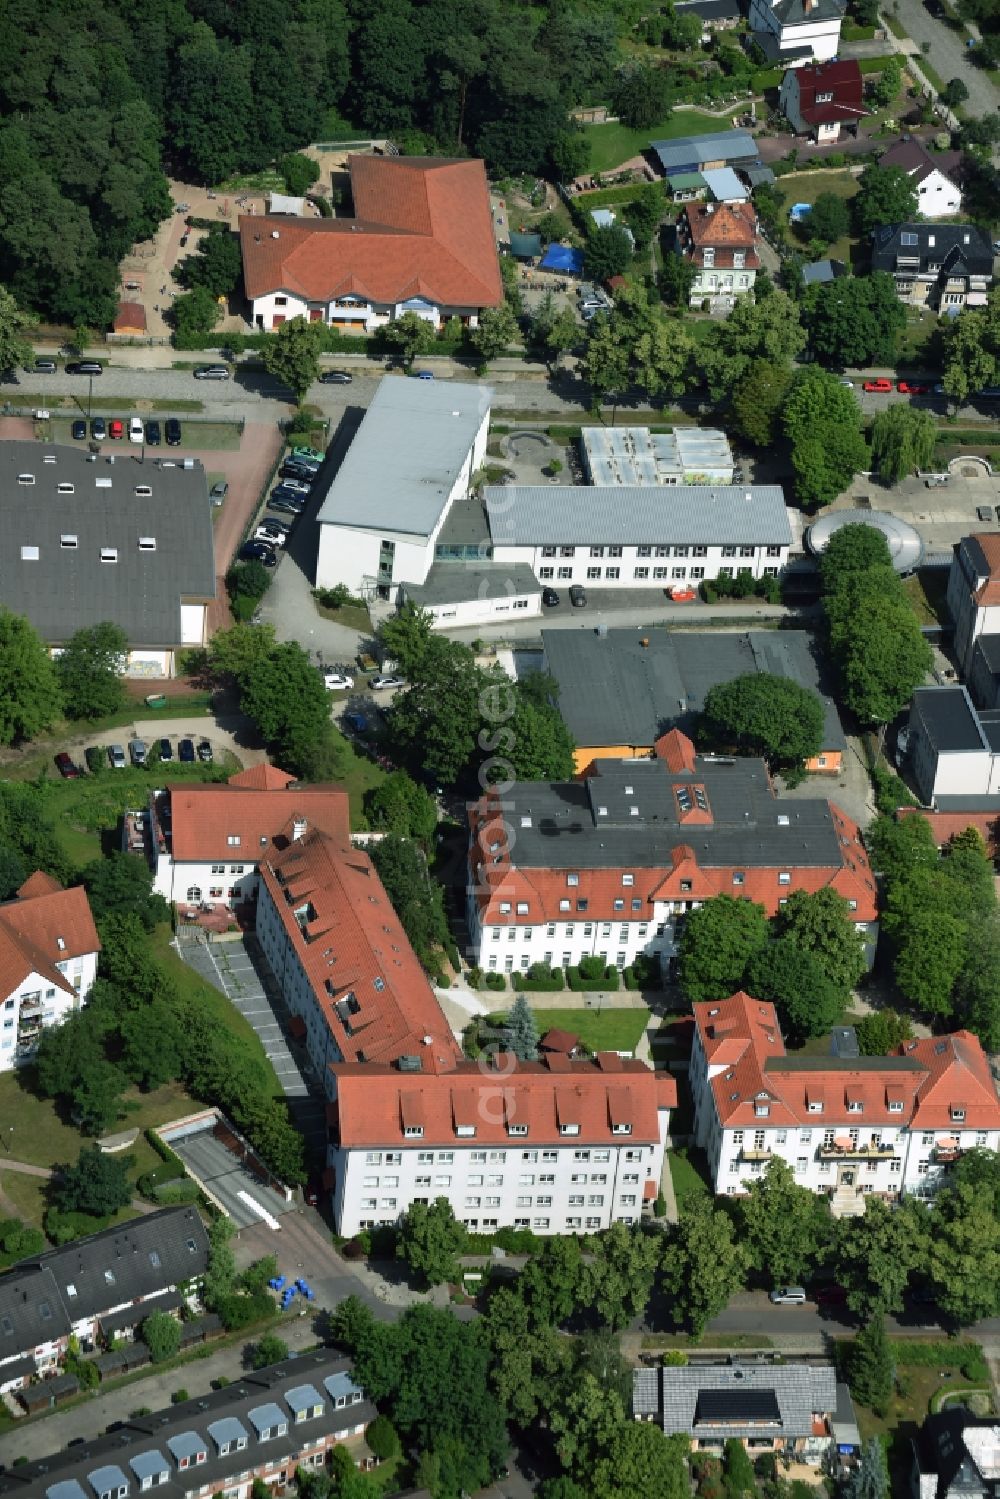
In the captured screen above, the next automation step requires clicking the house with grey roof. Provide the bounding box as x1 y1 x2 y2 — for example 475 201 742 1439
0 442 215 678
538 626 845 775
650 131 762 179
0 1207 208 1392
906 685 1000 807
748 0 846 63
633 1359 839 1457
912 1406 1000 1499
870 222 993 313
0 1350 375 1499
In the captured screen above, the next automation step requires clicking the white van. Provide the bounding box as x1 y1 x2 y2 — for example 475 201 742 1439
128 416 144 444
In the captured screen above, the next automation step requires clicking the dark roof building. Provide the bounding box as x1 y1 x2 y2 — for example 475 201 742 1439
634 1359 839 1449
0 442 215 664
913 1407 1000 1499
870 222 993 312
0 1351 376 1499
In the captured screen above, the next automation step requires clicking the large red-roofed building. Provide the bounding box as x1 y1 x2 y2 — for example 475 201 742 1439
0 873 99 1072
675 201 761 307
690 991 1000 1212
240 155 502 334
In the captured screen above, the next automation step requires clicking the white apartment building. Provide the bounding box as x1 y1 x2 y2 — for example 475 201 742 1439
748 0 845 63
906 685 1000 806
0 872 99 1072
149 764 349 913
485 484 793 590
947 532 1000 675
467 732 878 979
690 992 1000 1215
329 1054 675 1238
314 378 492 598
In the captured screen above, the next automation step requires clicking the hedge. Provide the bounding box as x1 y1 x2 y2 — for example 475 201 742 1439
214 1289 276 1333
512 966 566 992
145 1128 185 1169
137 1159 186 1196
891 1340 988 1378
566 964 619 992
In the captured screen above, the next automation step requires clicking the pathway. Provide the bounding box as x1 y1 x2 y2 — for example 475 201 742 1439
0 1158 156 1219
884 0 998 119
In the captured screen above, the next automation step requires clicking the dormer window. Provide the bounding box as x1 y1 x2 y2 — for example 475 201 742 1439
847 1101 863 1114
227 835 240 846
951 1106 966 1122
100 547 118 564
612 1122 632 1135
887 1100 903 1113
508 1124 528 1137
808 1101 823 1114
816 90 833 102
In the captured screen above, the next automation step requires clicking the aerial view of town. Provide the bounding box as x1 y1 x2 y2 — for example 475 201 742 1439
0 1 999 1496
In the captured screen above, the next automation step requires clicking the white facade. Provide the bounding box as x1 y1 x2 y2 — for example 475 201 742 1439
490 539 788 588
468 896 682 977
688 259 757 305
0 954 97 1073
947 541 1000 674
912 166 962 218
153 851 262 909
749 0 843 60
332 1131 668 1239
407 587 542 630
252 290 482 335
255 874 348 1090
906 686 1000 805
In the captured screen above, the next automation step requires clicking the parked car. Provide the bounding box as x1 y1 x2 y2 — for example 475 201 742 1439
370 674 404 691
977 505 994 522
268 493 306 515
291 445 324 464
193 364 230 380
838 377 854 388
90 417 106 440
319 370 352 384
344 710 369 732
85 746 104 774
413 370 434 380
109 418 124 440
239 540 278 566
178 738 196 763
276 476 311 495
197 739 213 763
897 380 927 395
270 485 307 507
542 587 560 607
255 523 287 547
281 461 317 481
933 383 946 395
165 417 182 445
324 671 354 690
258 515 291 535
33 358 57 374
863 378 892 393
210 481 228 505
71 419 86 440
65 361 103 375
107 743 127 770
569 584 587 608
769 1286 807 1304
128 415 144 443
54 752 81 779
129 739 148 767
159 738 173 761
145 419 161 445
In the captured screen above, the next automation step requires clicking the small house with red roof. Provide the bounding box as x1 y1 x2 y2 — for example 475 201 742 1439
675 201 760 308
149 764 350 912
690 992 1000 1211
779 59 865 142
240 154 502 334
0 873 99 1071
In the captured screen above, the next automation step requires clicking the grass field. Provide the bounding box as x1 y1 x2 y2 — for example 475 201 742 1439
903 569 950 626
778 168 860 265
586 107 743 174
667 1146 712 1210
487 1006 649 1053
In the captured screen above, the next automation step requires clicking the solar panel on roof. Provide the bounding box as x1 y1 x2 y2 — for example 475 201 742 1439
696 1388 782 1423
398 1055 422 1072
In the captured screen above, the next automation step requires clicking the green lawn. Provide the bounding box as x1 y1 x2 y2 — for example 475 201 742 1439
779 169 860 266
487 1006 650 1054
667 1146 712 1210
903 569 950 627
884 11 909 37
586 106 743 174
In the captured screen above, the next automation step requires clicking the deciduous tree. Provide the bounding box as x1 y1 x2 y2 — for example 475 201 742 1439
783 369 868 509
737 1158 832 1284
774 887 867 996
661 1196 749 1334
805 272 907 368
699 291 806 399
470 302 520 365
699 673 825 768
584 223 633 283
0 609 62 745
870 404 938 483
251 1332 290 1369
240 640 331 773
853 163 918 235
55 622 128 720
53 1146 131 1217
745 937 844 1040
364 771 438 848
396 1196 467 1286
259 315 325 404
578 1222 661 1329
142 1310 182 1364
0 285 37 374
678 895 769 1002
380 311 435 367
832 1197 926 1317
927 1182 1000 1324
730 359 792 447
807 192 851 246
370 834 449 966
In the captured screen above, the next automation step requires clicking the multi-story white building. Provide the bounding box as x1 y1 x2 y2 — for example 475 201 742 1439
748 0 845 63
240 155 501 335
149 764 349 914
675 201 761 308
690 992 1000 1214
467 730 878 979
329 1053 676 1238
946 532 1000 675
0 871 99 1072
485 484 792 590
906 685 1000 807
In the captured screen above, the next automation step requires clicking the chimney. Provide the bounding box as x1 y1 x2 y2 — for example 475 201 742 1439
292 817 307 842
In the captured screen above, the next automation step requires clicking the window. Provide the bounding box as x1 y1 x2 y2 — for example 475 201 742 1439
766 545 782 558
541 546 556 558
778 871 791 885
587 566 601 579
227 835 241 847
60 534 78 549
100 547 118 564
672 566 687 580
560 546 576 557
740 546 754 558
20 545 39 561
608 546 622 558
539 566 554 579
590 546 605 558
138 536 156 552
605 567 620 580
633 567 649 580
557 566 573 579
654 567 668 579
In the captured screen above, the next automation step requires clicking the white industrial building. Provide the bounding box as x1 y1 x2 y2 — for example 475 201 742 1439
690 992 1000 1214
580 426 735 486
314 378 492 598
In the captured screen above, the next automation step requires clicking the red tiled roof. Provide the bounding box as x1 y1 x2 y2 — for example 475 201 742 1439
261 827 460 1069
792 59 864 124
897 806 1000 857
655 729 698 773
114 301 146 332
331 1053 673 1148
902 1032 1000 1130
0 876 99 999
240 156 502 312
167 769 349 863
539 1028 581 1055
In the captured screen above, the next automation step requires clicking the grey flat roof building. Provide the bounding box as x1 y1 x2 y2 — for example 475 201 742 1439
0 442 215 646
484 484 792 548
580 426 735 486
633 1360 838 1441
0 1351 374 1499
316 377 492 539
540 627 845 754
403 563 541 609
649 130 760 175
911 685 990 754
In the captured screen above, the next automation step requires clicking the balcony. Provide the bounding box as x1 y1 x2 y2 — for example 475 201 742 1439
932 1137 963 1163
818 1137 897 1160
738 1146 773 1162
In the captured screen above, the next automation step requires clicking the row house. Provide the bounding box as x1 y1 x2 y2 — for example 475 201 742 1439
240 155 501 334
0 1209 208 1394
870 222 993 313
675 201 761 308
0 1351 373 1499
467 730 877 979
690 992 1000 1215
0 871 99 1072
149 764 349 916
328 1052 676 1238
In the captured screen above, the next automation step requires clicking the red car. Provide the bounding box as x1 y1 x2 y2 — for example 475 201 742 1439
54 752 81 779
109 418 124 439
863 378 892 393
897 380 927 395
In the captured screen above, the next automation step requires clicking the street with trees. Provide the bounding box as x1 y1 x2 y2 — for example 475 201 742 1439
737 1159 832 1284
581 285 697 404
470 303 520 366
831 1196 927 1317
258 316 325 404
730 360 792 447
699 292 806 400
379 311 436 368
661 1196 750 1334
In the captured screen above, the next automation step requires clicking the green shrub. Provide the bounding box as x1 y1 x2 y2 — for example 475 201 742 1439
663 1348 688 1365
484 972 506 991
213 1290 275 1332
624 953 661 990
171 1389 189 1405
153 1179 202 1205
566 963 619 992
654 1192 667 1218
512 964 565 992
872 764 919 815
437 974 451 989
467 967 483 990
137 1160 186 1196
44 1208 109 1245
494 1225 543 1254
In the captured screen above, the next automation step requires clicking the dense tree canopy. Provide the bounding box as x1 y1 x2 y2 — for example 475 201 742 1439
678 895 770 1002
804 272 907 368
782 370 869 509
870 405 938 483
699 673 825 768
55 623 128 721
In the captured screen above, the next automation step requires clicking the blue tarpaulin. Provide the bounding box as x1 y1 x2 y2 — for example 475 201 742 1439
539 243 585 274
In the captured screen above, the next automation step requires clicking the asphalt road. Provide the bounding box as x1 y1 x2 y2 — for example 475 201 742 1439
702 1289 1000 1340
892 0 998 118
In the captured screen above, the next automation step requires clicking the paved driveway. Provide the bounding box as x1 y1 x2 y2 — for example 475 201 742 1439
170 1128 293 1229
891 0 998 117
